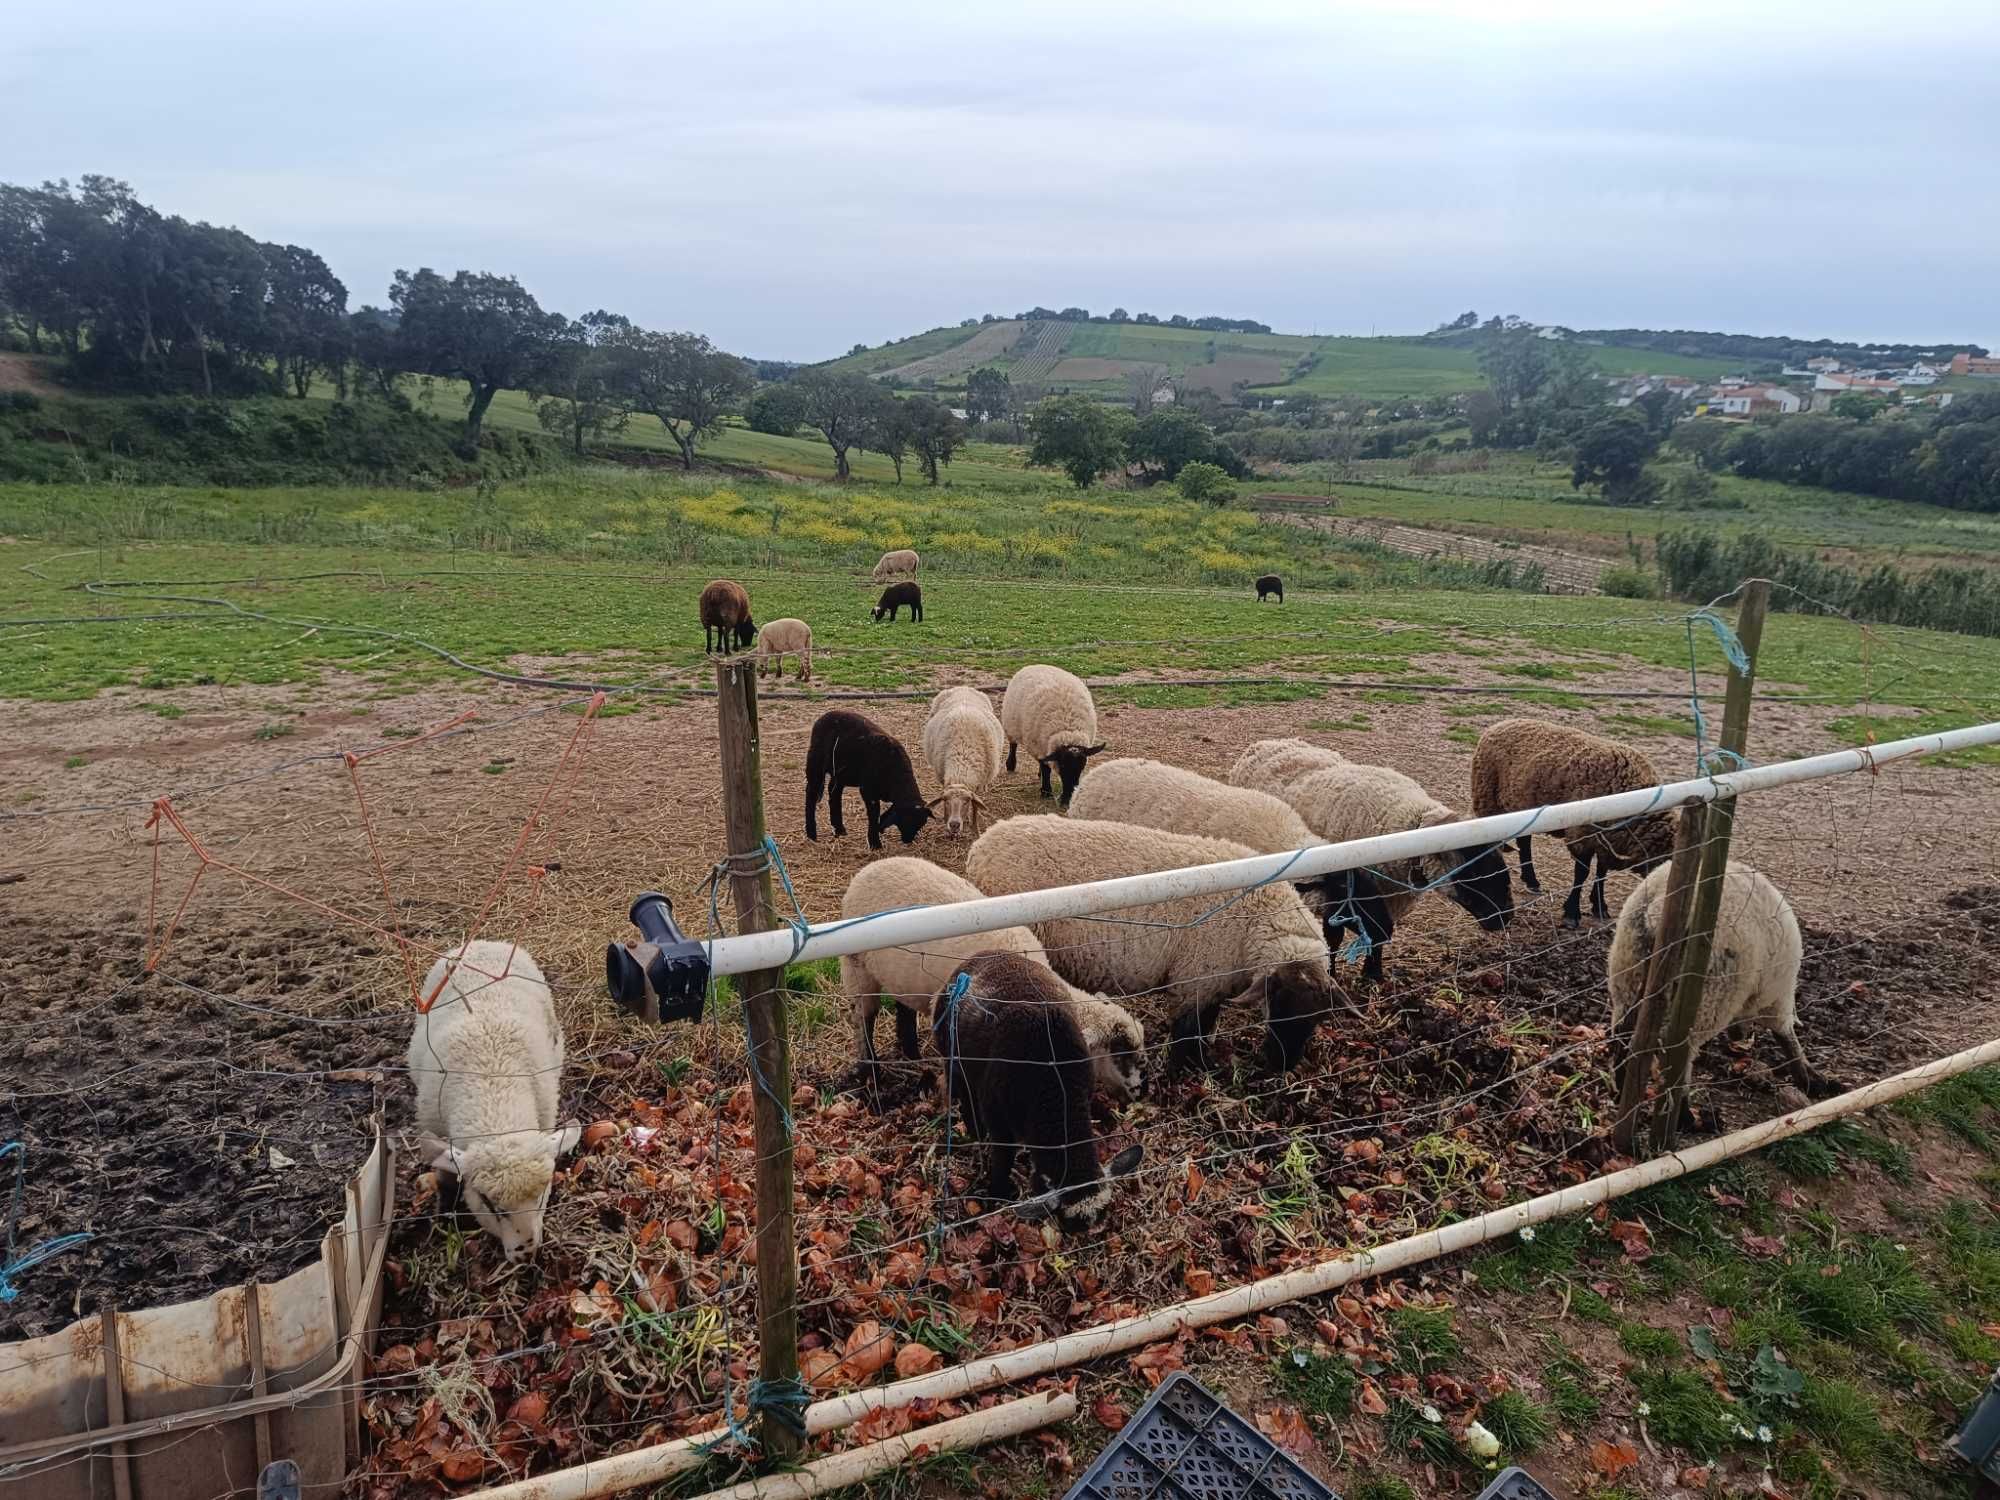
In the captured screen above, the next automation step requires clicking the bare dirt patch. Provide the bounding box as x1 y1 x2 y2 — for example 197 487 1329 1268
882 321 1023 382
1048 356 1135 383
1183 354 1289 395
0 353 62 397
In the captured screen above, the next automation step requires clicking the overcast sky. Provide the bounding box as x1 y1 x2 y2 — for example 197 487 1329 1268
5 1 1995 360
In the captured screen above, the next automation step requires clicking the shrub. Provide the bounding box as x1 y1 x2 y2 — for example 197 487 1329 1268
1599 564 1661 599
1176 460 1235 506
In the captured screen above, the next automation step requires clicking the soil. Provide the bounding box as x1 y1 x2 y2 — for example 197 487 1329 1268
0 354 62 398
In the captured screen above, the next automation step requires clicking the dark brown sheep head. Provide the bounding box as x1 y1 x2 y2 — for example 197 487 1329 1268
1041 742 1109 807
882 801 935 844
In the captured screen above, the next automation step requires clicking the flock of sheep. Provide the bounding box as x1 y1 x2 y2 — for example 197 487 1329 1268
401 558 1831 1257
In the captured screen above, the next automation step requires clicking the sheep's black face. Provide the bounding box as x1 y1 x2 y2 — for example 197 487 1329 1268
1263 961 1339 1070
734 619 756 649
1447 845 1515 932
1045 743 1109 807
885 803 934 844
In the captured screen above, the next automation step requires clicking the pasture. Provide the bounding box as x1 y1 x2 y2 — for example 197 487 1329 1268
6 466 2000 1500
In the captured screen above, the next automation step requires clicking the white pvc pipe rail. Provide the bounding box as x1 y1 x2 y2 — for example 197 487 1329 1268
712 720 2000 976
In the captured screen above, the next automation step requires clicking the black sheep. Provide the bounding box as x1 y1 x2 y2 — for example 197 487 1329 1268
804 709 934 850
872 581 923 622
933 951 1143 1233
1255 573 1283 604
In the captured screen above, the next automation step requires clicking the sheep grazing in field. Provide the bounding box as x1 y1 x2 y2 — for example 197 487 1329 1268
755 617 812 683
1608 860 1834 1108
1255 573 1284 604
934 950 1145 1233
1470 718 1677 928
872 548 921 582
699 579 755 655
804 709 934 850
965 815 1343 1072
1231 738 1514 980
1065 757 1364 958
1000 664 1106 808
921 686 1004 838
406 941 582 1262
872 581 923 623
840 858 1144 1105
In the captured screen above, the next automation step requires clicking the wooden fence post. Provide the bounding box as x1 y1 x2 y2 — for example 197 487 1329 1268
1653 579 1771 1149
714 657 804 1461
1610 799 1707 1154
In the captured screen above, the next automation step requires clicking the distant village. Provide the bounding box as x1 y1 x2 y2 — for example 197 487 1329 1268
1610 350 1999 420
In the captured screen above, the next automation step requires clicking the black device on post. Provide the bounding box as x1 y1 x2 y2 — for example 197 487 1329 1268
604 892 709 1022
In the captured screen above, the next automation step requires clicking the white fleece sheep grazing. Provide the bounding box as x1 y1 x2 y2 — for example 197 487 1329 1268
964 815 1342 1071
1231 739 1514 980
1000 665 1106 807
1608 860 1832 1104
921 686 1004 838
839 857 1144 1103
872 548 920 582
407 941 581 1261
755 617 813 682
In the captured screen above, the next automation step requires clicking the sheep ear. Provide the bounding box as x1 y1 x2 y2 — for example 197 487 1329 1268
925 794 945 811
1083 743 1109 758
1107 1143 1144 1178
552 1121 583 1158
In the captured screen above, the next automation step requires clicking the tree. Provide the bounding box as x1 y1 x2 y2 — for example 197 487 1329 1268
1464 388 1502 446
794 369 880 479
746 384 806 436
1476 326 1554 411
1126 362 1168 417
906 396 966 484
532 310 632 456
1177 461 1235 506
611 328 751 468
1107 307 1129 323
389 268 566 449
1127 406 1215 482
347 306 405 401
1008 381 1046 444
965 366 1012 425
866 389 913 482
264 243 348 398
1058 306 1089 322
1028 393 1131 488
1831 390 1892 423
1571 408 1662 504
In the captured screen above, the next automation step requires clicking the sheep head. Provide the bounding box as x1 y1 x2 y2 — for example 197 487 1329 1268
1040 742 1109 807
926 786 988 839
883 801 935 844
1013 1143 1145 1234
1081 999 1146 1104
1443 844 1515 932
734 618 756 649
1262 960 1342 1070
427 1123 582 1262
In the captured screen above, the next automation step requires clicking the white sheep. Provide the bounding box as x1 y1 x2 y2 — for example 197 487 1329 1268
964 815 1342 1071
840 857 1143 1103
872 548 920 582
921 686 1004 838
755 617 813 683
406 941 581 1261
1608 859 1831 1104
999 665 1106 807
1231 739 1514 979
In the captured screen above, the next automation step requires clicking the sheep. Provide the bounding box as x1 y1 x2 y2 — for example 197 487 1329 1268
839 857 1144 1106
872 548 921 582
933 951 1145 1233
872 581 923 623
965 815 1343 1072
804 709 934 850
406 940 581 1262
1607 860 1834 1109
1470 718 1678 929
1065 757 1370 961
698 579 755 655
999 664 1106 807
1231 738 1514 980
921 686 1004 838
755 617 812 683
1255 573 1284 604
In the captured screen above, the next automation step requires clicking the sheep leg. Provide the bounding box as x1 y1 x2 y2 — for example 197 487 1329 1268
894 1003 921 1060
1361 943 1386 983
1590 857 1611 922
1515 835 1540 891
862 794 884 851
982 1142 1019 1204
1038 761 1053 798
1168 997 1225 1071
1777 1028 1839 1098
1561 856 1590 929
1006 740 1018 772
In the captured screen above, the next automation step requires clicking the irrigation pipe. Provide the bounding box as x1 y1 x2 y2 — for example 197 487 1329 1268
705 718 2000 975
457 1033 2000 1500
467 1389 1074 1500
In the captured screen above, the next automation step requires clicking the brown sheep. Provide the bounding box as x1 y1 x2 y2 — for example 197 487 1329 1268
872 581 923 623
1255 573 1283 603
699 580 755 654
1470 718 1677 928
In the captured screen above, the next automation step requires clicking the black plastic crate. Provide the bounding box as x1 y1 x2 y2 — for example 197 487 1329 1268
1064 1372 1338 1500
1473 1467 1558 1500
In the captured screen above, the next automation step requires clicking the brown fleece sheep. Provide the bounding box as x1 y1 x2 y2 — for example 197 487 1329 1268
872 581 923 622
1255 573 1284 603
805 709 934 850
699 580 755 654
1470 718 1677 928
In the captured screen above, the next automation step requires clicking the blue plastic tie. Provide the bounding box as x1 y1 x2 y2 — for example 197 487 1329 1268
1689 608 1752 675
1 1141 93 1304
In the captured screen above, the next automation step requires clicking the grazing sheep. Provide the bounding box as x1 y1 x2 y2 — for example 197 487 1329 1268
872 548 921 582
965 815 1343 1071
805 710 934 850
1000 665 1106 807
1608 860 1833 1105
1232 739 1514 980
755 617 813 683
1255 573 1284 604
872 581 923 623
840 858 1143 1104
934 951 1145 1232
407 941 581 1262
1470 718 1677 928
698 579 755 655
922 686 1004 838
1066 757 1368 959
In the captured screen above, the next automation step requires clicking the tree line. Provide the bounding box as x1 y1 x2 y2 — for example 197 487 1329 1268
1425 310 1984 370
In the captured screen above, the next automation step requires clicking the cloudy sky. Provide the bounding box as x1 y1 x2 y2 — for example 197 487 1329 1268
5 1 1995 360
